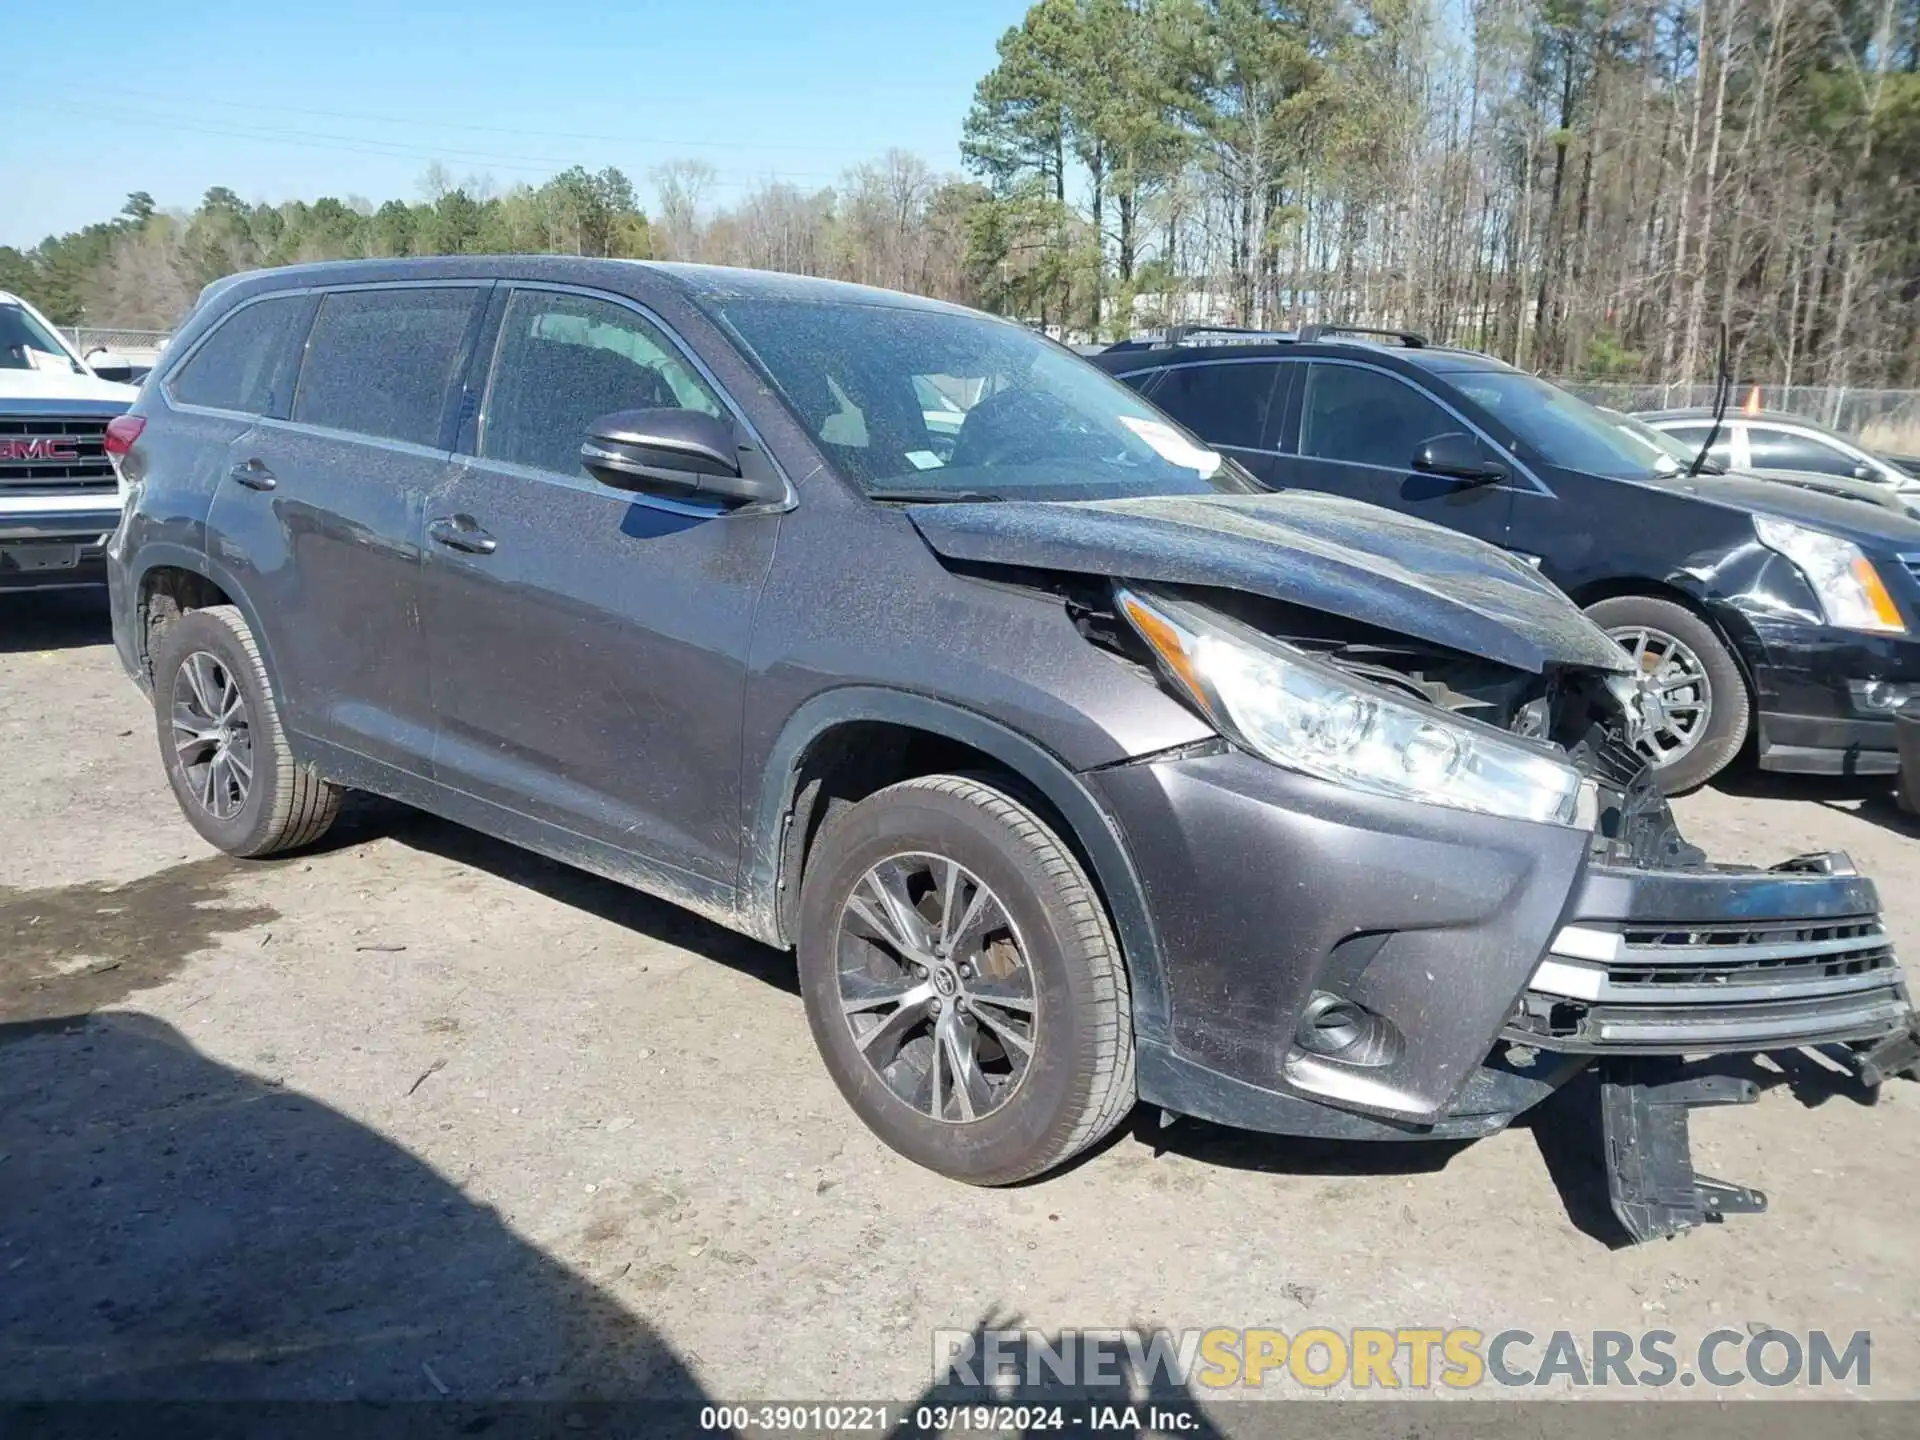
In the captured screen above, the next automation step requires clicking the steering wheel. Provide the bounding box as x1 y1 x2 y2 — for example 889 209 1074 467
948 389 1095 470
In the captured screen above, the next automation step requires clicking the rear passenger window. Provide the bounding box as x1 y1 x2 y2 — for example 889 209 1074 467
170 295 309 416
293 288 478 447
1747 427 1860 477
1146 362 1279 450
1301 364 1454 470
481 290 723 477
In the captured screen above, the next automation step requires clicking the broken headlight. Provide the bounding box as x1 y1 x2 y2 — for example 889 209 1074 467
1116 587 1585 827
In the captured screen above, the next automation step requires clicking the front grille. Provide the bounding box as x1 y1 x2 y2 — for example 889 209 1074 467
1510 913 1907 1053
0 415 116 496
1606 918 1894 993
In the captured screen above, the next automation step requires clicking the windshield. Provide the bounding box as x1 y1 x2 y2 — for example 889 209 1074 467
1450 370 1663 480
705 297 1259 501
0 303 82 374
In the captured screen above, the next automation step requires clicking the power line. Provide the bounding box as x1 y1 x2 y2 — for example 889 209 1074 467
71 105 855 190
89 88 908 157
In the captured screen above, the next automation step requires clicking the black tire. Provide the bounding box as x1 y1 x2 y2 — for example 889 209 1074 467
1586 594 1750 794
796 775 1135 1185
151 604 342 857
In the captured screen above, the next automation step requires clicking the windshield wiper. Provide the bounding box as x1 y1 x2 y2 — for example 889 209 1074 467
1689 323 1731 479
867 488 1005 504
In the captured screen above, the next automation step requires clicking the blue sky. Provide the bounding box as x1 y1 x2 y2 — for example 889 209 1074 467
0 0 1029 248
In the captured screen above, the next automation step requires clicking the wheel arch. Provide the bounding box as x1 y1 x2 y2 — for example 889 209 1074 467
129 544 279 691
747 687 1171 1043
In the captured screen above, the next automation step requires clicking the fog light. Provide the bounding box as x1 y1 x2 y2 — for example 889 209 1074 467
1292 992 1403 1068
1851 679 1920 713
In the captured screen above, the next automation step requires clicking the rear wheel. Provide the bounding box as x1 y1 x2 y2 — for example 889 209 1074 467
1586 595 1749 793
151 604 342 857
796 775 1134 1185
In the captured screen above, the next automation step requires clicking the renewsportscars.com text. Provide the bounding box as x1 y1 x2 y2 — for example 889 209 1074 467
933 1326 1872 1392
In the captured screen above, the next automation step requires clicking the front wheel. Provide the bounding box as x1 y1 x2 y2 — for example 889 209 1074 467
795 775 1135 1185
1586 595 1750 794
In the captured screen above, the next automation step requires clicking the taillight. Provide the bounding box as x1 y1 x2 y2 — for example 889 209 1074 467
104 414 146 458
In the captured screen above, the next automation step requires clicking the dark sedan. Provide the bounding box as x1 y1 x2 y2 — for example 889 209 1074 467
1094 331 1920 789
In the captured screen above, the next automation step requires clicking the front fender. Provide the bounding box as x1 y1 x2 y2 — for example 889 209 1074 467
745 685 1174 1046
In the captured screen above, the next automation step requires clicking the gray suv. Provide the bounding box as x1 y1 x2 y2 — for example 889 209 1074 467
107 259 1916 1240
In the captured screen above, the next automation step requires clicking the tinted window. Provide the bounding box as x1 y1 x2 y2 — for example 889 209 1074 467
481 290 723 476
1301 364 1455 469
1144 362 1280 449
1657 423 1733 469
170 295 308 415
293 288 477 446
1747 426 1861 477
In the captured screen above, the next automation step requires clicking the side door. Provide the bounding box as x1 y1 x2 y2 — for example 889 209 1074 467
1270 360 1513 548
1131 358 1289 486
420 285 784 894
153 288 313 556
207 283 486 776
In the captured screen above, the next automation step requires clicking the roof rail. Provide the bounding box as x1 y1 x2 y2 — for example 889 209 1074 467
1163 324 1296 347
1295 324 1428 348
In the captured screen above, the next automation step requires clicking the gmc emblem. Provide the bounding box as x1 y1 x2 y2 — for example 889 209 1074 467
0 437 81 463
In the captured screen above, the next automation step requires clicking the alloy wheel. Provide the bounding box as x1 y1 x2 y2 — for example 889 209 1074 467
172 650 254 820
834 852 1038 1124
1607 625 1713 767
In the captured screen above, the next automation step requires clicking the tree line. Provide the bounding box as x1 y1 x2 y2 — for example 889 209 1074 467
5 0 1917 388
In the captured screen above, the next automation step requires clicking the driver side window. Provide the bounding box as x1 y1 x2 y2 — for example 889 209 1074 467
1300 364 1454 470
481 290 722 478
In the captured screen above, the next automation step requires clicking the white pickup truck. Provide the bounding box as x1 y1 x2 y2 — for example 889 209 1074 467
1 290 140 592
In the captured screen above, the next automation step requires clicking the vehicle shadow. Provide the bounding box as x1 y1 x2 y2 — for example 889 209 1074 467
1711 765 1919 838
309 794 801 996
0 1010 711 1408
0 587 112 654
1120 1109 1469 1179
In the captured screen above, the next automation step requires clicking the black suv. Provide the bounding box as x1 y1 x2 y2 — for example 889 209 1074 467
106 261 1915 1239
1092 330 1920 791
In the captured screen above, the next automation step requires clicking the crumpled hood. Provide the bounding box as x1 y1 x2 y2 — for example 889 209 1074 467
908 491 1629 674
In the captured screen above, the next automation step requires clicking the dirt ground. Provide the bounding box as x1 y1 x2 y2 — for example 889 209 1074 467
5 588 1920 1418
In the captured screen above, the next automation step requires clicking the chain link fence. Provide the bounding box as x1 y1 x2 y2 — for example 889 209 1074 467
57 327 171 357
1560 381 1920 453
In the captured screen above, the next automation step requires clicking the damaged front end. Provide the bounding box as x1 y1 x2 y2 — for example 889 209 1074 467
1111 583 1916 1241
909 493 1915 1241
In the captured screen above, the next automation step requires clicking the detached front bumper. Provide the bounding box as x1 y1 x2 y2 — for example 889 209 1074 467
1090 747 1910 1142
1510 856 1909 1053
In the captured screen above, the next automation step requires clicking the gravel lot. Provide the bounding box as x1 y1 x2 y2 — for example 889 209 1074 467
4 588 1919 1416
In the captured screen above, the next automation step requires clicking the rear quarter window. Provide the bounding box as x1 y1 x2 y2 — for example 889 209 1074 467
168 295 310 416
292 288 479 447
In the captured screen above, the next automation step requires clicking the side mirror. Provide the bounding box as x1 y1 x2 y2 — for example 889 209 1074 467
85 348 137 383
1852 460 1878 483
580 408 783 507
1412 430 1508 484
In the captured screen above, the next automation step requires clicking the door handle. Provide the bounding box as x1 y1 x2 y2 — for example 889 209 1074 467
428 516 498 555
228 460 276 491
